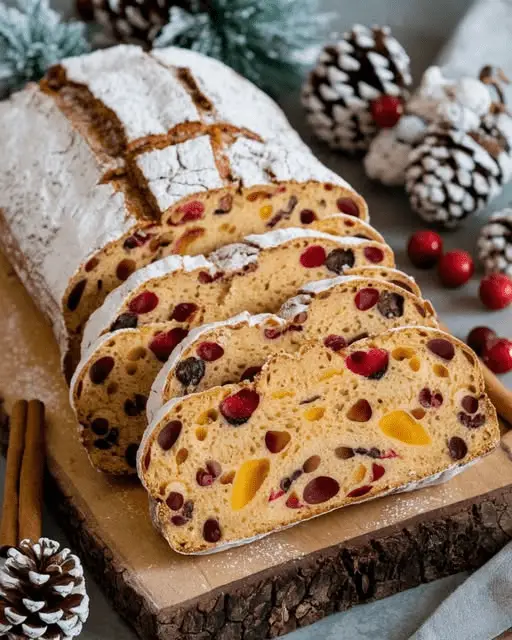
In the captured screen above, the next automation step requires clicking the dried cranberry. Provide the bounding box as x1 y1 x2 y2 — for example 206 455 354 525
220 389 260 425
461 396 478 414
346 349 389 379
347 399 372 422
91 418 109 436
240 366 262 382
166 492 184 511
67 280 87 311
355 288 379 311
371 463 385 482
197 342 224 362
458 412 486 429
324 334 347 352
149 328 188 362
325 248 355 273
377 291 404 318
347 485 372 498
448 437 468 460
110 312 138 332
128 291 159 315
176 357 205 387
89 356 115 384
125 443 138 468
364 247 385 264
300 245 326 268
171 303 198 322
303 476 339 504
157 420 182 451
427 338 455 361
203 518 222 543
337 198 359 217
300 209 316 224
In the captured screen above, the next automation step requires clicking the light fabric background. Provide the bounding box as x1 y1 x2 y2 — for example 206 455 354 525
2 0 512 638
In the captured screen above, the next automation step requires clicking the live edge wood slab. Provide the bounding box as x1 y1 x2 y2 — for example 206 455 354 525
1 249 512 640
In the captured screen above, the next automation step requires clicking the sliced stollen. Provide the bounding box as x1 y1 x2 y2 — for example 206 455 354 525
343 266 421 297
0 44 367 379
82 229 395 353
309 214 384 243
147 277 437 421
137 327 499 554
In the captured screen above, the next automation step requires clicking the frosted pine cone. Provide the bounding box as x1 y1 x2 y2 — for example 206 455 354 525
478 211 512 276
0 538 89 639
405 123 512 228
302 24 412 153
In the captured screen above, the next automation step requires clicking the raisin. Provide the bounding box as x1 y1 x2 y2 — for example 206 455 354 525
214 194 233 215
300 209 316 224
176 357 205 387
240 366 262 382
427 339 455 361
303 476 340 504
324 335 347 351
91 418 109 436
325 248 355 273
182 500 194 519
166 492 184 511
171 303 198 322
303 456 321 473
265 431 291 454
106 428 119 444
347 399 372 422
461 396 478 414
93 439 112 450
157 420 182 451
125 443 138 468
335 447 355 459
67 279 87 311
458 412 486 429
116 259 136 281
377 291 404 318
448 436 468 460
110 312 138 332
203 519 222 543
171 515 187 527
89 356 115 384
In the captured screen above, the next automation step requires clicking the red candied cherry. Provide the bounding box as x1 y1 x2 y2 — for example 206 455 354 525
336 198 359 217
438 250 474 288
479 273 512 310
346 349 389 379
371 95 404 128
482 339 512 374
149 328 188 362
196 342 224 362
300 245 326 268
466 326 497 356
220 389 260 425
407 230 443 269
177 200 205 223
129 291 159 314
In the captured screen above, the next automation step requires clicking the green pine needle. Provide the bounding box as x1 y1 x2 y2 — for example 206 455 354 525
0 0 89 95
154 0 331 93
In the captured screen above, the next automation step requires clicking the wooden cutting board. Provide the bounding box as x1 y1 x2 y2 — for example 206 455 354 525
1 249 512 640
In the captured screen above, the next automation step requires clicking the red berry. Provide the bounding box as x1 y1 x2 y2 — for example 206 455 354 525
220 389 260 425
437 250 474 288
407 230 443 269
177 200 205 223
363 246 384 264
371 95 404 128
466 326 497 356
129 291 159 314
355 287 379 310
346 349 389 379
300 245 326 268
196 342 224 362
323 334 347 351
149 328 188 362
336 198 359 217
171 303 198 322
371 463 385 482
479 273 512 310
482 339 512 374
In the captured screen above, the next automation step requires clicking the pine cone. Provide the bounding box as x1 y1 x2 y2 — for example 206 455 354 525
405 122 512 228
302 24 412 153
478 210 512 277
0 539 89 639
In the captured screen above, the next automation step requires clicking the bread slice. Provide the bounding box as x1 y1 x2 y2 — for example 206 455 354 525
137 327 499 554
344 266 421 296
147 277 437 421
82 229 395 353
310 214 384 243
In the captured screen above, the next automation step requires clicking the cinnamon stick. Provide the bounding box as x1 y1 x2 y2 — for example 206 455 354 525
18 400 45 542
439 322 512 426
0 400 27 548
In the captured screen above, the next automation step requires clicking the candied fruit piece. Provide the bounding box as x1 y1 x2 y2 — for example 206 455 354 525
174 228 205 254
303 476 340 504
427 338 455 361
346 349 389 379
176 200 205 222
265 430 291 453
259 205 273 220
448 436 468 460
335 447 355 460
379 411 432 445
347 399 372 422
220 389 260 425
300 245 326 268
347 485 372 498
303 407 325 421
353 463 366 484
392 347 416 361
171 303 198 322
203 518 222 543
355 288 379 311
231 459 270 510
371 463 385 482
433 364 449 378
197 341 224 361
157 420 182 451
149 328 188 362
324 335 347 352
364 247 384 263
336 198 359 216
269 488 286 502
129 291 159 314
166 492 184 511
286 493 303 509
461 396 478 414
303 455 321 473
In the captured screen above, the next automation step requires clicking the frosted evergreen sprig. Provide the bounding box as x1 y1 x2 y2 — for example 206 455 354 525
0 0 89 95
155 0 331 93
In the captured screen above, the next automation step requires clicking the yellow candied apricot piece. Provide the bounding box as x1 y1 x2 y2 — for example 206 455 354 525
231 459 270 510
379 411 432 445
433 364 449 378
353 463 366 484
259 205 273 220
319 369 344 381
392 347 416 361
303 407 325 421
272 390 296 399
197 409 218 425
409 356 421 372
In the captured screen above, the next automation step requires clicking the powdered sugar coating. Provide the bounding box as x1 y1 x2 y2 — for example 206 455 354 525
245 228 367 250
208 244 260 272
62 45 200 143
0 86 133 358
136 136 224 212
146 312 283 422
82 254 215 354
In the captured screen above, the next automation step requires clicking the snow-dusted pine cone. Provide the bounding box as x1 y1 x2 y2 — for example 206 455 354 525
478 210 512 276
78 0 180 43
405 122 512 228
302 24 412 153
0 538 89 639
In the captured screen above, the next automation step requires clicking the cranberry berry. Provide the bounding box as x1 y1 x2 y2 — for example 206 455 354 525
407 230 443 269
482 339 512 374
466 326 497 356
371 95 403 128
438 250 474 288
479 273 512 310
